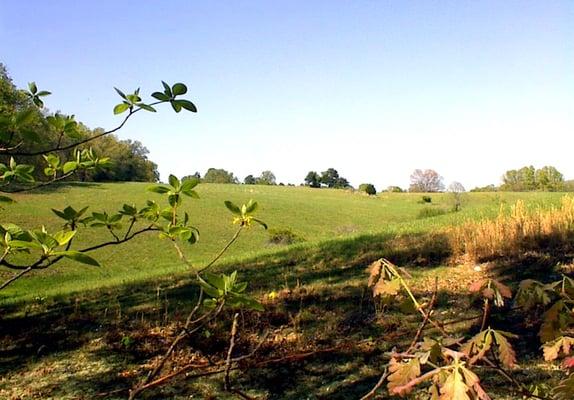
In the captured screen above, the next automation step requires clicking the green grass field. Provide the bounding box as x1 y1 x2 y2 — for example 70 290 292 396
0 182 564 304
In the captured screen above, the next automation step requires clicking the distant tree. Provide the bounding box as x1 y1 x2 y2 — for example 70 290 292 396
256 170 276 185
203 168 238 184
244 174 256 185
320 168 351 189
500 165 564 191
470 184 498 192
358 183 377 195
182 171 201 180
409 169 444 192
387 186 404 193
535 166 564 191
86 135 159 182
447 181 466 212
565 180 574 192
304 171 321 188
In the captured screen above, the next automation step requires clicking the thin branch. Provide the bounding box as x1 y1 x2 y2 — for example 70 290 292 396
406 277 438 353
359 367 389 400
224 313 240 390
3 171 74 193
0 266 33 290
199 226 243 273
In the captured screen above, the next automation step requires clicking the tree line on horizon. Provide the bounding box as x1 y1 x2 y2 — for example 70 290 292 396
0 64 159 183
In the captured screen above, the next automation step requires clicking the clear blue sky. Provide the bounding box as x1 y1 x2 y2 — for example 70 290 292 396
1 1 573 189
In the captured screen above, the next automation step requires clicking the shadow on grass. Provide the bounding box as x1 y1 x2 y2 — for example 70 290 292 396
2 228 568 398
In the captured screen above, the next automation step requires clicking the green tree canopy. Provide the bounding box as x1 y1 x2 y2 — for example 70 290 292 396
203 168 238 184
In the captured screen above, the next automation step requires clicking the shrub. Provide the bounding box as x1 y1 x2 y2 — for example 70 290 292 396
420 195 432 203
268 227 304 245
417 207 447 219
358 183 376 195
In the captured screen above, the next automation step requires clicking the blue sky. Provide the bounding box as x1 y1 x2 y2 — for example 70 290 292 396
1 1 573 189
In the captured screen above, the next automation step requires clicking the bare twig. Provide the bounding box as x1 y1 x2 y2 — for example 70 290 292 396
225 313 240 390
359 367 389 400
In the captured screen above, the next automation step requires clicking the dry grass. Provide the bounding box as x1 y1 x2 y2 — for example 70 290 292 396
450 195 574 264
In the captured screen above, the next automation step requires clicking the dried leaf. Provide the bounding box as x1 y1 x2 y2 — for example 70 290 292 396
367 260 382 287
374 277 401 297
388 357 421 396
469 279 486 293
543 336 574 362
440 369 470 400
492 280 512 298
492 330 517 368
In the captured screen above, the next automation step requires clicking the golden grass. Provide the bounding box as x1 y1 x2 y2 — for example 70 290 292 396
450 196 574 263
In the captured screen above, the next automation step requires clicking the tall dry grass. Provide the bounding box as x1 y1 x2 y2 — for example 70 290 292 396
449 196 574 263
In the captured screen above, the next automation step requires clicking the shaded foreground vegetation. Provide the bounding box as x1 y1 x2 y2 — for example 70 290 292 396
1 185 574 398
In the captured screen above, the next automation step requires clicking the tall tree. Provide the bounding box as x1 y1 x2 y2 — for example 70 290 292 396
257 170 276 185
244 174 256 184
203 168 237 184
409 169 444 192
304 171 321 188
320 168 351 189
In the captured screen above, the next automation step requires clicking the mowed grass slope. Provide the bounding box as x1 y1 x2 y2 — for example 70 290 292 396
0 182 564 304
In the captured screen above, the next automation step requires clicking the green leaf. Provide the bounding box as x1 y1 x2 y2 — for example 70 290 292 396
181 178 199 191
113 103 130 115
224 201 241 215
36 90 51 97
170 100 182 113
168 174 180 190
171 83 187 96
114 87 127 99
136 103 156 112
151 92 170 101
161 81 172 97
58 251 100 266
147 185 171 194
176 99 197 112
252 218 268 230
28 82 38 94
204 272 226 291
53 230 77 246
63 161 78 174
245 200 258 214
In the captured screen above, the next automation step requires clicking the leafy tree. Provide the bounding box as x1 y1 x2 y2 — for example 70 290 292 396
244 174 256 185
536 166 564 191
203 168 238 184
501 165 564 191
470 184 498 192
386 186 404 193
320 168 351 189
84 135 159 182
182 171 201 181
256 170 276 185
448 181 466 212
409 169 444 192
358 183 377 195
304 171 321 188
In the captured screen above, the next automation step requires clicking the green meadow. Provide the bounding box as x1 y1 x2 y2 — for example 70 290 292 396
1 182 564 304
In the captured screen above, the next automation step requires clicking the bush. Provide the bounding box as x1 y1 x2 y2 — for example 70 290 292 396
358 183 376 195
417 207 447 219
420 195 432 203
268 228 304 245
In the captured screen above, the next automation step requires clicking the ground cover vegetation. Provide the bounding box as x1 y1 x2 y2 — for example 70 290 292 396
1 68 574 399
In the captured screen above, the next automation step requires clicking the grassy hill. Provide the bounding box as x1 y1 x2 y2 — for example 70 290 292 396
0 182 564 304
